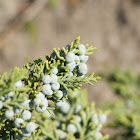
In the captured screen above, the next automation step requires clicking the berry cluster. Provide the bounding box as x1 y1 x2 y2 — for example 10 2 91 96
65 44 88 77
37 42 92 111
0 37 102 139
0 80 24 120
36 90 109 140
0 79 37 139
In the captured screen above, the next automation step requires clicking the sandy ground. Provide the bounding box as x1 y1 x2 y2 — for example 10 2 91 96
0 0 140 137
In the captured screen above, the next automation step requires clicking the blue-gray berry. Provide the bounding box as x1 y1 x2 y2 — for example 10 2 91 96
57 129 67 139
78 63 87 75
98 114 107 124
77 44 86 54
5 110 14 119
7 92 14 98
79 54 89 63
55 100 65 107
14 118 24 128
41 98 48 106
35 105 46 113
66 124 77 133
52 67 58 74
25 122 36 133
45 110 51 118
65 52 75 63
33 98 42 105
75 104 82 113
50 74 58 84
53 90 63 100
66 61 76 71
91 113 99 125
14 80 22 88
42 75 52 84
74 115 82 123
20 99 31 108
60 102 70 114
51 82 60 91
22 110 32 121
36 92 45 100
0 96 5 101
42 84 52 95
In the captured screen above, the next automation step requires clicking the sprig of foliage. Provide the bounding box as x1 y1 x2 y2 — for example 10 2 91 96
33 89 109 140
0 37 102 139
104 68 140 140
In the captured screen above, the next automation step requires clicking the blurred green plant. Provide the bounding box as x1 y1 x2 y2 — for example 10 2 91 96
48 0 59 8
24 21 38 44
104 68 140 140
34 89 109 140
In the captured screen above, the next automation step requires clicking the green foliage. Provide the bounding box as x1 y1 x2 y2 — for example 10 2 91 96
0 37 106 139
104 68 140 140
33 89 109 140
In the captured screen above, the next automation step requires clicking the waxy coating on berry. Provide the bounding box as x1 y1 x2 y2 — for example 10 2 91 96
66 124 77 133
35 105 46 113
14 80 22 88
74 115 82 123
33 98 42 105
41 98 48 106
50 74 58 84
66 61 76 71
14 118 24 128
42 84 52 95
45 110 51 118
51 82 60 91
7 92 14 98
75 104 82 113
91 113 99 125
22 110 32 121
20 99 31 107
52 67 58 74
55 100 65 107
78 63 87 75
65 52 75 63
5 110 14 119
99 114 107 124
57 129 67 139
25 122 36 133
77 44 86 54
79 54 89 63
0 96 5 101
60 102 70 114
42 75 52 84
36 92 45 100
54 90 63 100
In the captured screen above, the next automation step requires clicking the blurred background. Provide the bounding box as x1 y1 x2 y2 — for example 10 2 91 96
0 0 140 111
